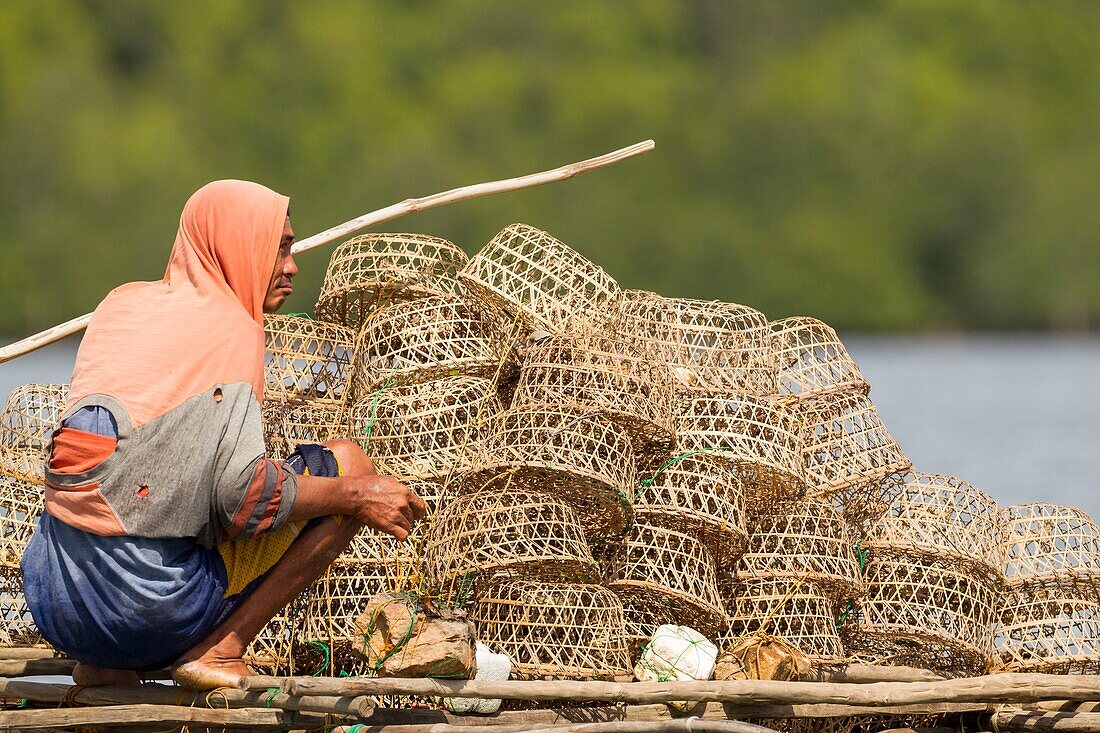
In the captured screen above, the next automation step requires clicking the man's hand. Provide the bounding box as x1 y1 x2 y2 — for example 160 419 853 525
345 474 428 541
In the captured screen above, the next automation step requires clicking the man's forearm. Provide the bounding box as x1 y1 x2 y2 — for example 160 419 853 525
287 474 355 523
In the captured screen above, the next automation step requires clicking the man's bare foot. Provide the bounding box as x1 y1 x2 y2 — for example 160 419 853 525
171 655 253 690
72 662 140 687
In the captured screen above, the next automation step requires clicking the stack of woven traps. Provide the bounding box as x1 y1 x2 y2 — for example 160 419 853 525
722 498 863 671
995 503 1100 674
702 317 906 674
268 232 508 676
844 474 1005 677
438 223 646 680
250 314 355 674
261 315 355 459
769 317 911 526
606 292 771 652
0 383 68 650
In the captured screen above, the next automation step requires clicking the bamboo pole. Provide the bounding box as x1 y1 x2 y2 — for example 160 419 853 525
0 140 654 365
0 703 330 730
0 648 56 661
330 721 776 733
992 710 1100 732
0 658 76 677
1036 702 1100 713
240 673 1100 708
522 722 778 733
807 665 945 683
335 700 985 727
0 680 988 728
0 679 368 719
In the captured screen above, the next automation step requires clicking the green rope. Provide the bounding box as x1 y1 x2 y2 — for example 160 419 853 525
835 600 855 629
360 376 396 449
359 595 420 673
307 640 332 676
284 311 314 319
639 449 722 490
348 725 364 733
854 539 869 572
263 687 280 707
454 570 476 610
835 542 868 629
374 604 419 670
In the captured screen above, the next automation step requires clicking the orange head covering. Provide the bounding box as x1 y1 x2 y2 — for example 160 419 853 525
67 180 290 427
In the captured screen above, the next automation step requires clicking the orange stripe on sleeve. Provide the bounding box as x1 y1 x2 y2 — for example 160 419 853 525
225 461 271 540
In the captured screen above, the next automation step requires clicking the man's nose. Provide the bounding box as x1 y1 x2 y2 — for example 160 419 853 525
283 255 298 277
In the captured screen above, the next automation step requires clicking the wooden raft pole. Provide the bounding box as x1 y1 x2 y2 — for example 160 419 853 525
241 673 1100 707
0 657 77 677
992 710 1100 732
0 648 57 661
329 721 777 733
0 139 655 364
0 680 988 726
0 703 331 731
0 679 368 719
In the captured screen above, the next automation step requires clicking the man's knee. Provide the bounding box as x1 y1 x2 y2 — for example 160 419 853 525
324 438 376 476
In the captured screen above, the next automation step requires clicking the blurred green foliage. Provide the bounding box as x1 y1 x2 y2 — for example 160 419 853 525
2 0 1099 335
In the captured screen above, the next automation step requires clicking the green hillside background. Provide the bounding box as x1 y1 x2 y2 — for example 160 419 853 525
3 0 1099 335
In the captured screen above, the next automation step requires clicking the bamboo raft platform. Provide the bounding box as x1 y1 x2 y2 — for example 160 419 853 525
4 655 1100 733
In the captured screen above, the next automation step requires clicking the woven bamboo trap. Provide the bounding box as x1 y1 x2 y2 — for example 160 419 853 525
473 579 631 680
422 487 597 597
844 552 999 677
338 479 445 596
0 472 42 570
675 394 807 508
353 294 516 394
350 376 501 480
770 317 869 404
263 315 355 403
633 453 748 566
735 498 864 602
619 593 677 655
315 233 469 330
604 521 726 635
0 383 68 481
719 577 847 667
462 404 636 536
864 473 1003 580
261 399 345 461
797 392 910 521
299 558 391 676
995 591 1100 675
0 567 44 649
458 223 621 334
244 601 302 675
616 290 776 397
1000 502 1100 594
512 332 675 450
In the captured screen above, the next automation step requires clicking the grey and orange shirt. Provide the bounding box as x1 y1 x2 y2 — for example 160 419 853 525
45 381 297 548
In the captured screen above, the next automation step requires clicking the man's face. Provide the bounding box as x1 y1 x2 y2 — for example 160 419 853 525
264 215 297 313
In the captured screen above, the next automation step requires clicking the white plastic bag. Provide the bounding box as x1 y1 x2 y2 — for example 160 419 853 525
446 641 511 715
634 625 718 711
